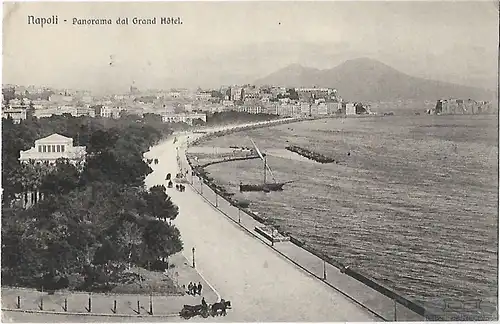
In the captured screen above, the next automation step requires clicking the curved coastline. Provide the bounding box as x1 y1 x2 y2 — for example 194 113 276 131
182 118 434 321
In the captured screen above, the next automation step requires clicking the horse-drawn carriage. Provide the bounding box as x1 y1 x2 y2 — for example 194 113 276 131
179 299 231 319
179 304 210 319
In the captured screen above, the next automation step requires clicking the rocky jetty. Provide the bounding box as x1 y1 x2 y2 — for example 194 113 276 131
285 145 336 163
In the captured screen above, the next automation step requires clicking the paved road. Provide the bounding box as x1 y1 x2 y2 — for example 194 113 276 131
144 122 378 322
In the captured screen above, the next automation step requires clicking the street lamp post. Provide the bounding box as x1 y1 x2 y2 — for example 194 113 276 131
394 299 397 321
192 247 196 268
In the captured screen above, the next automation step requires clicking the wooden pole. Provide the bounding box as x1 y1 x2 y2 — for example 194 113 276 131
113 300 117 313
88 295 92 312
137 300 140 314
64 298 67 312
17 296 20 309
149 294 153 315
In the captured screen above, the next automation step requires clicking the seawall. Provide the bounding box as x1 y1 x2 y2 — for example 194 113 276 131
182 118 442 321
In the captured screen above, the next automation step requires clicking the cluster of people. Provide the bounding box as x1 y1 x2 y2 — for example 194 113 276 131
187 281 202 295
176 184 186 192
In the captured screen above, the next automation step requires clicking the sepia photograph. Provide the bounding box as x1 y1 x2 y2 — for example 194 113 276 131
1 1 498 322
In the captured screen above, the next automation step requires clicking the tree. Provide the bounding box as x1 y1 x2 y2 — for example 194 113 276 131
192 118 206 127
355 102 367 114
2 87 16 103
40 158 81 196
81 149 151 187
143 113 162 124
287 88 299 100
143 185 179 221
88 129 119 154
116 221 143 268
142 219 183 263
1 113 185 291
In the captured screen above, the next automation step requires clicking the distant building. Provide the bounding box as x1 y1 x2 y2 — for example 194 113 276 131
278 103 293 116
300 102 310 115
317 103 328 115
19 133 87 167
161 112 207 125
230 87 243 101
100 106 123 118
222 100 234 107
49 93 73 103
2 106 27 123
264 103 279 115
196 91 212 101
92 105 123 118
244 106 265 114
430 99 493 115
346 103 356 115
310 104 319 116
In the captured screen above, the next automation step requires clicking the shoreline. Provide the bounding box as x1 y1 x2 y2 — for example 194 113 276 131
181 117 438 321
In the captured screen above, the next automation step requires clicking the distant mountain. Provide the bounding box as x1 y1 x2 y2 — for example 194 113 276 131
255 58 496 102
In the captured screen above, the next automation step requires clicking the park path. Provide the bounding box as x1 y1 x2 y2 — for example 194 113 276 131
144 123 379 322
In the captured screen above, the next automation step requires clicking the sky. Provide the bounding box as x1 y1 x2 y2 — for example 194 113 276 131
2 1 499 93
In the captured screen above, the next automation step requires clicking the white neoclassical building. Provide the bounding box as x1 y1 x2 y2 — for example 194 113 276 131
19 133 87 166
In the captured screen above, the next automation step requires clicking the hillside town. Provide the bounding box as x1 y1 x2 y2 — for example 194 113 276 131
1 84 377 124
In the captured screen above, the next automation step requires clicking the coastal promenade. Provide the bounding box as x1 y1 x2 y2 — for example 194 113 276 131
1 252 218 322
144 120 379 322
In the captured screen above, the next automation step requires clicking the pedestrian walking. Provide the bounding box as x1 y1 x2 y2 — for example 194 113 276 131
191 282 197 295
197 282 202 295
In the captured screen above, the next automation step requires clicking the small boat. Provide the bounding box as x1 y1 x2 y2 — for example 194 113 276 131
239 138 292 193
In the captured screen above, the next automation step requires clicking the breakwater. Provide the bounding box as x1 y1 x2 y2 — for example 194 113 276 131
196 155 261 168
184 119 442 321
285 145 337 163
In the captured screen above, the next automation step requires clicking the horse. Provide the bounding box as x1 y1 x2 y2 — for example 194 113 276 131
211 299 231 316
